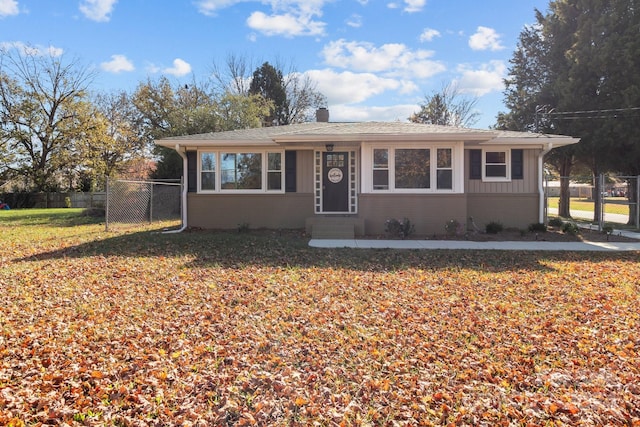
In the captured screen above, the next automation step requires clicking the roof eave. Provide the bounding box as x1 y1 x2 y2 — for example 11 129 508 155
274 132 497 144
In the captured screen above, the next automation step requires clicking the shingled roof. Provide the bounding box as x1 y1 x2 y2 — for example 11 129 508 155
155 121 579 148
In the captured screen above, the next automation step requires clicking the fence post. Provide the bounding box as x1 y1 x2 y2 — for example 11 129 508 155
105 176 110 231
149 182 153 224
637 175 640 229
598 173 604 231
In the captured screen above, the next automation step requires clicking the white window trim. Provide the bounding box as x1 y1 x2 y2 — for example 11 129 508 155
197 149 285 194
361 142 464 194
482 148 511 182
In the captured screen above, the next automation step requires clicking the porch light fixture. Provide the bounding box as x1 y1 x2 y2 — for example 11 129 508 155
325 143 334 152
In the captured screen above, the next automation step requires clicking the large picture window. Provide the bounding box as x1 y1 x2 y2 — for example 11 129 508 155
221 153 262 189
198 151 283 192
395 149 430 189
369 146 457 192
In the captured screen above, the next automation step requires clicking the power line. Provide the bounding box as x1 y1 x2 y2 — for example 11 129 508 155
534 105 640 122
547 106 640 116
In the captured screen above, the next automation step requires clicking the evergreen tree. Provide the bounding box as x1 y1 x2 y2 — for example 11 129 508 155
498 0 640 223
248 62 288 126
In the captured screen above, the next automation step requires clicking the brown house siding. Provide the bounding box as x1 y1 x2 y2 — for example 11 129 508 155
358 194 468 235
465 149 539 194
463 149 541 230
296 150 315 194
187 193 314 229
467 193 539 230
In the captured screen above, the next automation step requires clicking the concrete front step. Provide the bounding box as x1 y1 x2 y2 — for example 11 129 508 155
306 216 365 239
311 223 355 239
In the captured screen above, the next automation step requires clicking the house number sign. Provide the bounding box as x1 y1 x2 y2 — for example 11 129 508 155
328 168 343 183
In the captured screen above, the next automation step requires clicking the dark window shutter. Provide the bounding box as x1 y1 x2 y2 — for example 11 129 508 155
285 150 297 192
511 149 523 180
187 151 197 192
469 149 481 179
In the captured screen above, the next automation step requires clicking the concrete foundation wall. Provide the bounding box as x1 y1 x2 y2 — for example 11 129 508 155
467 193 539 230
358 194 468 235
187 193 314 229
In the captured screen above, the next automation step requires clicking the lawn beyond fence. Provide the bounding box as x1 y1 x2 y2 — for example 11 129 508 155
1 210 639 425
547 197 630 216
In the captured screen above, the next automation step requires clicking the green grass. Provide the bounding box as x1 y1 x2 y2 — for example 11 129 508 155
548 197 630 216
0 208 102 226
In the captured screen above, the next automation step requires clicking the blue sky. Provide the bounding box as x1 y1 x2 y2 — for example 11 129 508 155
1 0 550 129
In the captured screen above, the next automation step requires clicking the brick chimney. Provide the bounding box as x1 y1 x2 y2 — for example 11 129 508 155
316 107 329 122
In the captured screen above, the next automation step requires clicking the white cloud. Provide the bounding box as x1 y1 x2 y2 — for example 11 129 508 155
196 0 246 16
100 54 134 73
387 0 425 13
321 39 445 79
346 13 362 28
454 60 506 96
468 26 504 51
306 69 403 104
403 0 426 13
79 0 117 22
330 104 417 122
419 28 440 42
197 0 328 37
0 41 63 56
0 0 19 17
247 11 325 37
163 58 192 77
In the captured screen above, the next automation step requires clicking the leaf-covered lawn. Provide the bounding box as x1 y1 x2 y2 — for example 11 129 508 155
1 210 639 426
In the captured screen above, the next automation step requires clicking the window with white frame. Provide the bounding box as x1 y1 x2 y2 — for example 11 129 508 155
483 149 510 181
267 152 282 190
201 152 216 191
395 148 430 189
373 148 389 190
369 146 457 192
198 151 283 192
436 148 453 189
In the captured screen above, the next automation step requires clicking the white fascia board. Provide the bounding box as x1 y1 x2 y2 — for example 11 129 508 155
273 132 496 144
480 137 580 147
156 139 280 149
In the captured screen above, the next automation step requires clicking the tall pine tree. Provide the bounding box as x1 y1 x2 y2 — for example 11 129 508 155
499 0 640 223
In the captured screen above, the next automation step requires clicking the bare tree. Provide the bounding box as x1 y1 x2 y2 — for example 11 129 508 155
410 82 480 128
210 53 255 96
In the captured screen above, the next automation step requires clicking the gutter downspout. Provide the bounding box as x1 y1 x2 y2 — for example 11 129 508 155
163 144 188 234
538 142 553 224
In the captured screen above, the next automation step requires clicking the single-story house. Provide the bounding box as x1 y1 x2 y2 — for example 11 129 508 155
156 109 579 238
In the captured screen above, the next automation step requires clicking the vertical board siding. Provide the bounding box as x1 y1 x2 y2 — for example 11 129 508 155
297 150 315 194
465 149 539 194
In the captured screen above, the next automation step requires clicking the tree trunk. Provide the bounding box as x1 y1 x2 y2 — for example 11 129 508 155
558 157 572 218
592 172 602 225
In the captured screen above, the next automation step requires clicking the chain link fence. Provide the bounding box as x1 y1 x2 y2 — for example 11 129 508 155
545 174 639 229
105 178 182 231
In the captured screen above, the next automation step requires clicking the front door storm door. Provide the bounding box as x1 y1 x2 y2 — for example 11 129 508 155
322 152 349 212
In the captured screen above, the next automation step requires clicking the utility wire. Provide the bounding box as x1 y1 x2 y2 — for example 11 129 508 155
546 106 640 116
535 106 640 121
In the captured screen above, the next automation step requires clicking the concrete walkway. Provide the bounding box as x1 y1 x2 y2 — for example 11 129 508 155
309 227 640 251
